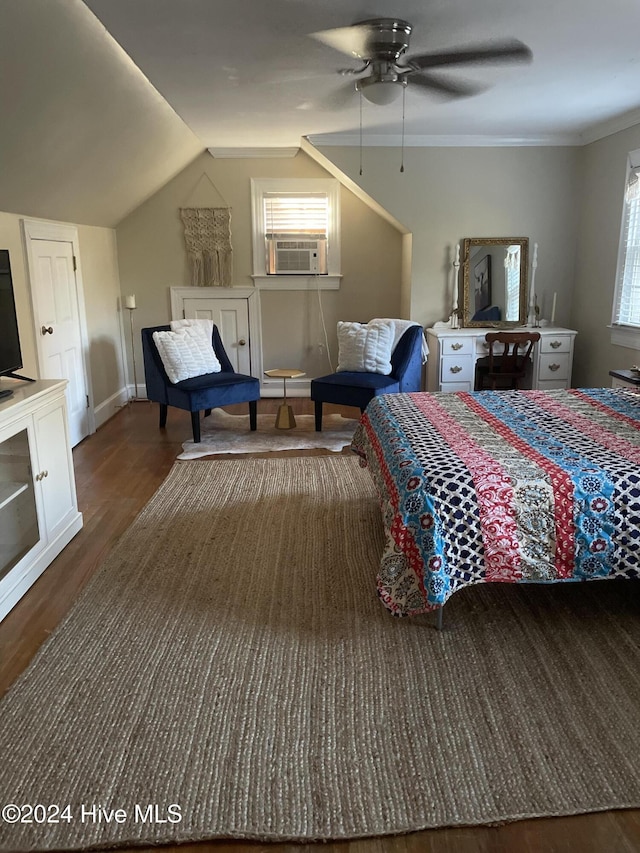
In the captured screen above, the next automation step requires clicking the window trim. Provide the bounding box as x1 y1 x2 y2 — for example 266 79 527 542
611 148 640 349
250 178 341 290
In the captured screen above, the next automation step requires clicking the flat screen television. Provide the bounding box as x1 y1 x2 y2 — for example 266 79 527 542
0 250 26 399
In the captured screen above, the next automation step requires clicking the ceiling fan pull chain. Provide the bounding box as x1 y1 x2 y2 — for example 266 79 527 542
359 90 364 176
400 84 406 173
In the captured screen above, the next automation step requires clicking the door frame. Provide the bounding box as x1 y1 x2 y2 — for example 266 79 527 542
170 286 264 383
21 218 95 437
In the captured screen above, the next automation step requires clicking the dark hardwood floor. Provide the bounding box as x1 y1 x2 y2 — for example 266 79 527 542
1 398 639 853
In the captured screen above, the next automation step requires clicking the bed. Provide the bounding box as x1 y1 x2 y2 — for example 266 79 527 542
351 388 640 619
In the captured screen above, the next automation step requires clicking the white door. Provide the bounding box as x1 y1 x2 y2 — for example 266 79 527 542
183 298 251 374
29 239 89 447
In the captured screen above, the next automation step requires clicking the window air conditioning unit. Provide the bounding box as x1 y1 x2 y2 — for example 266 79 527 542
267 239 327 275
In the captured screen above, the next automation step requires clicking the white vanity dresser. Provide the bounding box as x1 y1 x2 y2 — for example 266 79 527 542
426 326 577 393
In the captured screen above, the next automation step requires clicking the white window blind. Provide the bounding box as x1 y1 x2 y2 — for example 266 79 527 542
264 193 329 238
614 190 640 326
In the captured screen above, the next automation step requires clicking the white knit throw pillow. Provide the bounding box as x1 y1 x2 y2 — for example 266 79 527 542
153 324 221 384
336 321 393 375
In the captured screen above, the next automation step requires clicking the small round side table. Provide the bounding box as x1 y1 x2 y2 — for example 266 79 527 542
264 368 305 429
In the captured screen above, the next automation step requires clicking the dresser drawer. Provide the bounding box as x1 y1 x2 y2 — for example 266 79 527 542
441 337 473 356
441 354 473 384
441 381 473 393
539 352 570 381
541 335 571 354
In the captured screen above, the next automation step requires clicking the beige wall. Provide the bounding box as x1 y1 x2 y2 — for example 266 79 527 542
76 224 128 415
6 130 638 421
572 124 640 387
318 145 581 332
0 0 202 228
0 213 39 380
0 212 126 422
115 150 404 380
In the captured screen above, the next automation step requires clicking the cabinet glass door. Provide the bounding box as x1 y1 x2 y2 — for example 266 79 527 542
0 428 40 580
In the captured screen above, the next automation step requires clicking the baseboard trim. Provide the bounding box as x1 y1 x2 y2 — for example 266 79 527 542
93 387 129 428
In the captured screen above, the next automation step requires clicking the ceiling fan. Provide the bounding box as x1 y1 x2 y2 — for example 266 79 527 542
311 18 532 106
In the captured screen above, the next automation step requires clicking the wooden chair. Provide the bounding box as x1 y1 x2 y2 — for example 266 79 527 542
474 331 540 391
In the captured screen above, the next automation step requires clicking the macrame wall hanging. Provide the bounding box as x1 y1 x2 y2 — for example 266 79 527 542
179 207 232 287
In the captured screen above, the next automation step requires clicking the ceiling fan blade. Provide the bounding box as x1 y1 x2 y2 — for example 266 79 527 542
406 39 532 71
310 24 373 59
409 72 486 99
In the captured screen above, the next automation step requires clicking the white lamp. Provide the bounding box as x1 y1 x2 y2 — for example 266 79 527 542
124 295 139 401
357 75 405 105
358 80 406 107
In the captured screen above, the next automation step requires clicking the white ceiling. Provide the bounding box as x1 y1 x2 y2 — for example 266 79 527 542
83 0 640 148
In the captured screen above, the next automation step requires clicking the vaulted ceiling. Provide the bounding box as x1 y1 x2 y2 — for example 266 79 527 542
2 0 640 227
83 0 640 146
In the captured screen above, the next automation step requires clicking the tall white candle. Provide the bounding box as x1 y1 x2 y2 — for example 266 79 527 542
125 294 136 309
528 243 539 326
551 292 557 324
455 243 460 265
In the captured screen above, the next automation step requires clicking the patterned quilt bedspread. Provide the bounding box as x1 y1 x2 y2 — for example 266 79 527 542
351 388 640 616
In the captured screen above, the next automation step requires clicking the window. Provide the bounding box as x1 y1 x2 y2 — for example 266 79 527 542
264 193 328 275
251 178 341 289
611 149 640 347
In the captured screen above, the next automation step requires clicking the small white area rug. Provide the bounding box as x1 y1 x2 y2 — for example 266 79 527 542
178 409 358 459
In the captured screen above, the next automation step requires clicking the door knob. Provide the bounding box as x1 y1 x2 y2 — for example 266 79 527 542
41 325 54 335
238 339 246 346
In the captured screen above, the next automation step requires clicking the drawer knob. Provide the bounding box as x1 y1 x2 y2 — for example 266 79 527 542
451 342 463 351
548 363 561 372
550 341 562 349
450 365 463 374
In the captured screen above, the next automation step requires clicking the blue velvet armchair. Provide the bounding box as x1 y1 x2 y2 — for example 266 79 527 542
310 324 424 430
141 324 260 443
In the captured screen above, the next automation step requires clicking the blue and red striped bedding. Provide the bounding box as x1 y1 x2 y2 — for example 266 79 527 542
351 388 640 615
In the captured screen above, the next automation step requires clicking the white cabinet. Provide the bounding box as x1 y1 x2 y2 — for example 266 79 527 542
0 379 82 622
426 326 577 392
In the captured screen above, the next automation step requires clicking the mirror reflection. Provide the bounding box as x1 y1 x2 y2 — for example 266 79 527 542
461 237 529 327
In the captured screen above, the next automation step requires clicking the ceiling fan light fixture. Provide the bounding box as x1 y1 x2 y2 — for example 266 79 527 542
357 77 405 105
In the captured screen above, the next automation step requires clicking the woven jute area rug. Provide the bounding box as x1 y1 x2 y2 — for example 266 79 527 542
177 410 357 459
2 457 640 851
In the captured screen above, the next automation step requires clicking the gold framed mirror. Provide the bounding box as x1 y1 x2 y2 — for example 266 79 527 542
461 237 529 328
